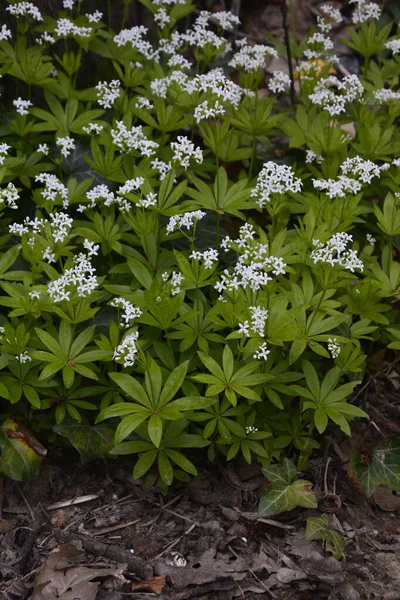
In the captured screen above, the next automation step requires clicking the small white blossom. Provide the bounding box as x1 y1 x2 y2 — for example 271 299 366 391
13 97 32 115
340 156 381 184
6 2 42 21
114 331 139 367
56 136 75 158
49 212 73 243
311 233 364 273
189 249 219 269
114 26 156 60
36 31 55 44
15 351 32 363
238 321 250 336
96 80 121 109
328 338 341 358
366 233 376 245
154 8 171 29
268 71 291 94
373 89 400 102
0 25 12 41
35 173 69 208
386 39 400 55
38 143 49 154
350 0 381 24
0 183 19 210
170 136 203 170
0 143 9 166
63 0 76 8
246 425 259 434
86 10 103 23
251 161 302 209
312 176 362 198
43 247 56 263
306 150 323 164
253 342 270 361
111 298 142 328
29 290 40 299
55 18 92 39
110 121 159 157
135 96 154 110
48 252 98 302
166 210 206 234
249 305 269 337
194 100 225 123
83 240 99 256
82 123 104 135
229 43 278 73
137 192 157 208
151 159 172 181
309 75 364 116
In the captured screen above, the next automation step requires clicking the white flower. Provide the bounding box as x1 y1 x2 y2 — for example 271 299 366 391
238 320 250 336
38 143 49 154
310 232 364 273
0 183 19 210
328 338 341 359
114 331 140 367
15 351 32 363
229 43 278 73
154 8 171 29
29 290 40 299
110 121 159 157
86 11 103 23
63 0 76 8
306 150 323 164
0 25 12 41
317 5 342 32
253 342 270 361
210 11 240 31
385 39 400 55
135 96 154 110
114 26 156 60
249 305 268 337
48 252 98 302
137 192 157 208
309 75 364 115
251 161 302 209
366 233 376 245
36 31 56 44
111 298 142 328
43 247 56 263
166 210 206 234
312 176 362 198
340 156 381 184
95 80 121 109
170 136 203 170
350 0 381 24
82 123 104 135
189 248 219 269
35 173 69 208
49 212 73 243
6 2 42 21
56 136 75 158
13 97 32 115
373 89 400 102
83 240 99 256
245 425 259 434
0 143 9 166
151 159 172 181
55 18 92 39
194 100 225 123
268 71 291 94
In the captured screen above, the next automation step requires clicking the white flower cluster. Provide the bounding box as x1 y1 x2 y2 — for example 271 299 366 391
154 8 171 29
37 32 55 45
366 233 376 245
312 156 381 198
350 0 381 24
229 43 278 73
49 212 73 243
110 121 159 157
29 290 40 299
56 136 75 158
340 156 381 184
63 0 76 8
83 240 99 256
216 224 286 297
113 331 139 367
245 425 259 434
374 89 400 103
170 136 203 169
0 183 19 210
82 123 104 135
304 32 335 62
311 233 364 273
194 100 225 123
166 210 206 234
96 80 121 109
137 192 157 208
189 249 219 269
251 162 302 209
0 143 10 166
86 11 103 23
181 11 228 51
309 75 364 116
114 26 156 60
162 271 184 295
317 5 342 32
0 25 12 41
35 173 69 208
386 39 400 55
135 96 154 110
328 338 341 358
13 97 32 115
253 342 270 361
9 216 47 237
238 305 269 337
151 159 172 181
6 2 42 21
48 251 98 302
306 150 323 164
110 297 142 328
55 18 92 39
268 71 291 94
312 176 361 198
38 143 49 154
16 351 32 363
211 11 240 31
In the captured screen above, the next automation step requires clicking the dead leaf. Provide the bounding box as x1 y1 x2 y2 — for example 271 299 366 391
373 486 400 512
0 518 16 533
300 550 344 586
5 419 47 457
31 543 125 600
276 567 307 583
132 576 166 594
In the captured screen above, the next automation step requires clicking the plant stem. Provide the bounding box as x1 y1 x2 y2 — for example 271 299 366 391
280 0 296 108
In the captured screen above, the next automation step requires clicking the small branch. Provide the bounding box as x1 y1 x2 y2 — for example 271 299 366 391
280 0 296 108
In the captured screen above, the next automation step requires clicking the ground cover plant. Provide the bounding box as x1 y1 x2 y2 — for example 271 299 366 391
0 0 399 498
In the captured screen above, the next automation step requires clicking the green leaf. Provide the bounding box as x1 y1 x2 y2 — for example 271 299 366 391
258 459 317 517
158 361 188 408
115 411 150 444
0 418 46 481
148 414 163 447
222 345 234 380
350 439 400 496
158 450 174 485
305 515 344 560
302 360 320 400
0 246 19 276
169 396 216 410
110 372 151 408
35 328 62 357
198 351 225 381
133 449 158 480
166 448 198 475
54 422 114 464
70 326 95 358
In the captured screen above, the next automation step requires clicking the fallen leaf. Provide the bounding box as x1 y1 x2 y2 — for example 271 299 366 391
0 419 46 481
0 518 16 533
132 576 166 594
31 543 125 600
373 485 400 512
276 567 307 583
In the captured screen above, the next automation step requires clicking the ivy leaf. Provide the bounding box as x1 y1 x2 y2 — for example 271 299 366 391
0 418 46 481
258 458 317 517
350 438 400 496
305 515 344 560
54 421 114 464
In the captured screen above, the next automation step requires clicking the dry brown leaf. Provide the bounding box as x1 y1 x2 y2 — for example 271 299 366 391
373 486 400 512
131 576 166 594
0 518 16 533
31 543 125 600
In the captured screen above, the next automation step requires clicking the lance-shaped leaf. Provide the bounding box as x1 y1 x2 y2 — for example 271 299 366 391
258 458 317 517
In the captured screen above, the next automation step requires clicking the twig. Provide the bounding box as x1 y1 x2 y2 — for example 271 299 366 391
154 523 196 560
91 518 141 536
280 0 296 107
47 493 100 510
324 457 331 495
